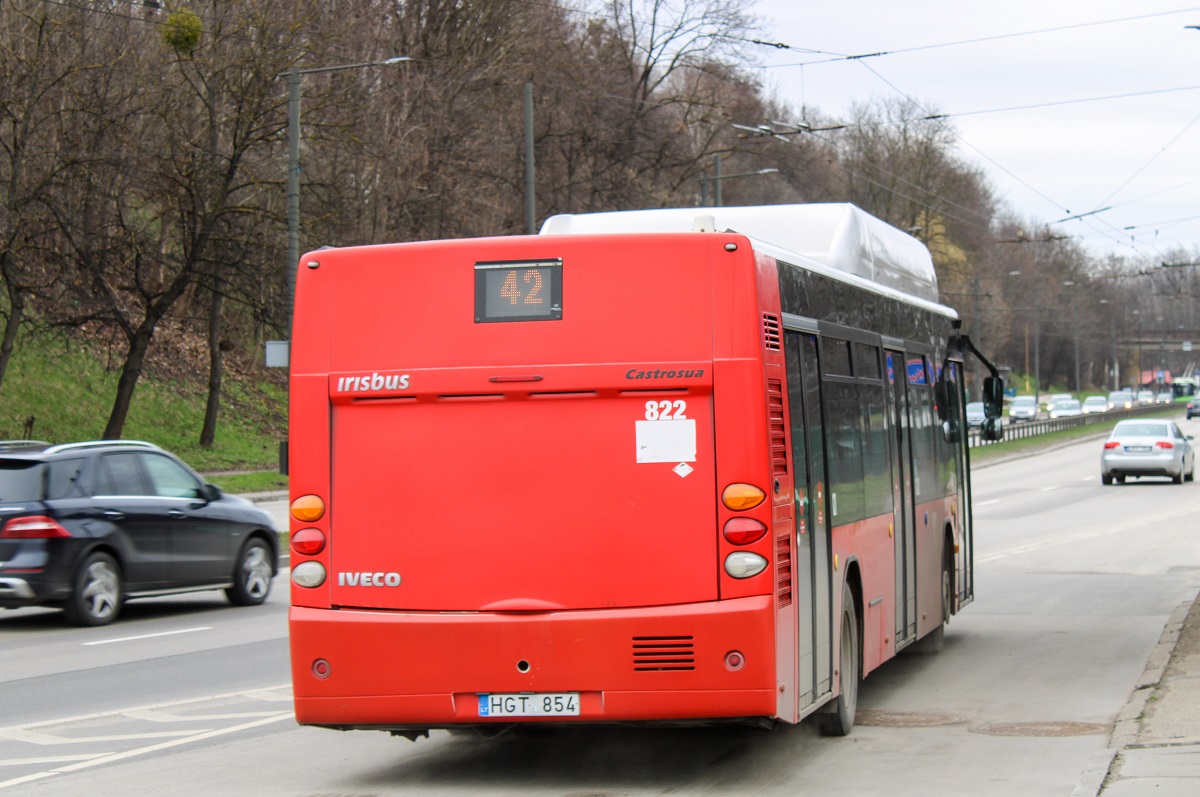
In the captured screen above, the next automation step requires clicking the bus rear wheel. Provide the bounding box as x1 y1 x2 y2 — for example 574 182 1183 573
819 581 860 737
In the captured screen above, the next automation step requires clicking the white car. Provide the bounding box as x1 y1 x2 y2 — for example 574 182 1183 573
1101 419 1195 485
1108 390 1134 410
1008 396 1038 423
1045 393 1073 413
1081 396 1109 414
1049 399 1082 419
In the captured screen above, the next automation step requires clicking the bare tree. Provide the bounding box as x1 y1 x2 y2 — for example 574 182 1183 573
0 1 88 389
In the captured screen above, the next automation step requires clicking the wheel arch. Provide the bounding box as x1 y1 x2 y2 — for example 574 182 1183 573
841 557 864 674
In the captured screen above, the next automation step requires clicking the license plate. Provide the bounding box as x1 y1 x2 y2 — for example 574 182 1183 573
1125 446 1152 453
478 692 580 717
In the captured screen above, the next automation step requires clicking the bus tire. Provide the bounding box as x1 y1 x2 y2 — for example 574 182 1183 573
926 543 954 652
819 581 860 737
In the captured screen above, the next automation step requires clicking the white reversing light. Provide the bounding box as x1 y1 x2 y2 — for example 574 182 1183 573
724 552 768 579
291 561 327 588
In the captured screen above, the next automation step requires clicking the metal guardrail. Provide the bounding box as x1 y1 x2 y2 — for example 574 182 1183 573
968 403 1183 448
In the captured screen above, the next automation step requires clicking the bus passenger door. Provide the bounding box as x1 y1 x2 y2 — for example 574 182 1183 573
785 331 834 711
885 349 918 648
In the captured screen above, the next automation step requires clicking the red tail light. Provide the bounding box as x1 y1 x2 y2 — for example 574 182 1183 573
723 518 768 545
1155 441 1175 449
291 528 327 556
2 515 71 539
1104 441 1120 449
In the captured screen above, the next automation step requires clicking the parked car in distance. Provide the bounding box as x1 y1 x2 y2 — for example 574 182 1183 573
1189 399 1199 420
1008 395 1039 423
1136 390 1155 406
1156 391 1173 405
0 440 279 626
1049 399 1083 419
1082 396 1109 414
1100 420 1195 485
1108 390 1134 410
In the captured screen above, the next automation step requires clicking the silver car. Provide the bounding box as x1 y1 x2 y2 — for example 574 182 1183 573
1108 390 1134 410
1008 395 1038 423
1101 420 1195 485
1049 399 1082 419
966 401 986 428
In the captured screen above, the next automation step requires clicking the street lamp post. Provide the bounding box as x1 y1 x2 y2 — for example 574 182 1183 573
1008 270 1041 398
1099 298 1117 389
1132 310 1142 388
699 155 778 207
1063 281 1080 394
282 56 410 336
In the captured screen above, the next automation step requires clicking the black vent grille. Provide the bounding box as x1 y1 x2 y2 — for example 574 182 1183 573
633 636 695 671
776 535 792 608
767 379 787 476
762 313 782 351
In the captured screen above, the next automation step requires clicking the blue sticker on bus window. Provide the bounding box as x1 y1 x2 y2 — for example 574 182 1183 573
906 359 927 385
886 353 895 384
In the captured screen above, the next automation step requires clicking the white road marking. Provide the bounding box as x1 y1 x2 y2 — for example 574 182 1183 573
82 627 212 646
0 684 291 734
0 728 202 746
975 499 1001 507
0 716 290 790
0 687 294 791
124 708 281 723
977 504 1195 564
1041 485 1058 492
0 754 108 768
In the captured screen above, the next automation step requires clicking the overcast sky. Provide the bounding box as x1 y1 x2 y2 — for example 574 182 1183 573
748 0 1200 262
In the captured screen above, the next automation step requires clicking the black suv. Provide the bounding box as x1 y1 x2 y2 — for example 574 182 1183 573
0 440 278 626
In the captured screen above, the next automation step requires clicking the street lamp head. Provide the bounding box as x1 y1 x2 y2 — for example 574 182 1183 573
381 56 412 65
757 168 779 175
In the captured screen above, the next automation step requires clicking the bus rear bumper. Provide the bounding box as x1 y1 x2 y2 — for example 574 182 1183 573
290 596 778 728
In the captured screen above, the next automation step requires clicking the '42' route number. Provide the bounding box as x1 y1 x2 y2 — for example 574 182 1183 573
645 400 687 420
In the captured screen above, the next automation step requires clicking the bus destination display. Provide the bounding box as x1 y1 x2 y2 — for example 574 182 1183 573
475 260 563 323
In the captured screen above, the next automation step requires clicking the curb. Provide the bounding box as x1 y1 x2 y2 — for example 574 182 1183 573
235 490 288 503
1072 591 1200 796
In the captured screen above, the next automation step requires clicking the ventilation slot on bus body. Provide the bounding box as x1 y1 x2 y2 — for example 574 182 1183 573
633 636 695 671
776 535 793 608
762 313 781 351
767 379 788 476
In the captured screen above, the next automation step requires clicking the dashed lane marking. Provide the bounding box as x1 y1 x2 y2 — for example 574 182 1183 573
81 627 212 646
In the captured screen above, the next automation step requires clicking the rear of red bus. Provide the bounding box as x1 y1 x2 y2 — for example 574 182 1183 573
287 231 789 732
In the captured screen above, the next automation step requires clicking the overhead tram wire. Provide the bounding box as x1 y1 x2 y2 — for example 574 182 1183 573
748 9 1200 257
1092 106 1200 210
755 6 1200 69
729 114 1001 238
849 60 1175 260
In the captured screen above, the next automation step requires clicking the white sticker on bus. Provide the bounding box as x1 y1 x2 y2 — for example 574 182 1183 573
636 419 696 463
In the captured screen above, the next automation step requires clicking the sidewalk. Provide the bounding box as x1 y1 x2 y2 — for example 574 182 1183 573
1077 589 1200 795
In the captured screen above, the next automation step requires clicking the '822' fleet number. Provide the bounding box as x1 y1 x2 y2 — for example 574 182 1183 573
644 400 687 420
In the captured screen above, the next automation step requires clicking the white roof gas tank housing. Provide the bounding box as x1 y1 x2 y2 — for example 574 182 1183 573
540 203 939 304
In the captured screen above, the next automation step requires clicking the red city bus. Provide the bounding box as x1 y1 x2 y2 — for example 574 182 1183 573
286 203 1003 739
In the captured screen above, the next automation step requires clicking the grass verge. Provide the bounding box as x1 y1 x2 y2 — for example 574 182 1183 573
0 330 285 473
